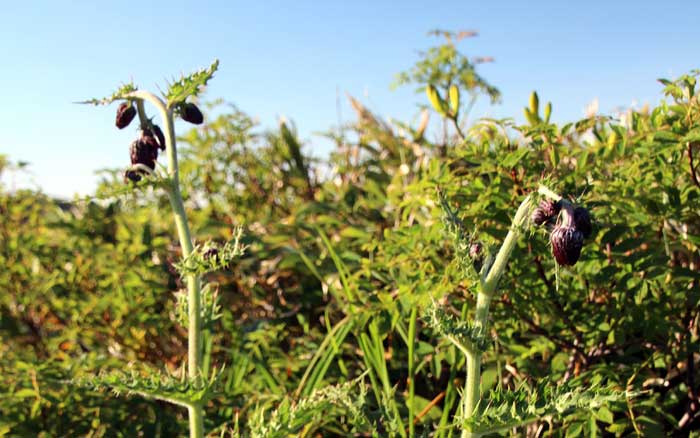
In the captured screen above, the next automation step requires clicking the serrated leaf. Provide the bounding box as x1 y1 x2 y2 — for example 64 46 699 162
165 59 220 105
78 82 138 105
461 380 630 434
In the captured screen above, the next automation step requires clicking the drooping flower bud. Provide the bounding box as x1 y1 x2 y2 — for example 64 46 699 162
116 102 137 129
180 103 204 125
573 207 592 239
531 199 560 226
550 226 584 266
549 204 584 265
124 169 142 183
151 124 166 150
130 138 157 170
139 129 161 159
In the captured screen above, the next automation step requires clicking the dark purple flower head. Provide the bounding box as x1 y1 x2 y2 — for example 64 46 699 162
531 199 561 226
124 169 142 183
130 137 157 170
116 102 136 129
180 103 204 125
573 206 592 239
550 225 584 266
143 124 166 151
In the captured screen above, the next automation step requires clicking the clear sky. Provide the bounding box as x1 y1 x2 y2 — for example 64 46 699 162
2 1 698 198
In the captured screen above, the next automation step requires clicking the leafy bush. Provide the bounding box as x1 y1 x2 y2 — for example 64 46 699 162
1 38 698 437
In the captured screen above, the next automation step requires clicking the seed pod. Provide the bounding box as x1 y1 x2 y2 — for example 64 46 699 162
524 107 539 125
180 103 204 125
529 91 539 115
574 206 592 238
116 102 137 129
531 199 560 226
448 84 460 116
550 226 584 266
426 85 448 117
543 102 552 124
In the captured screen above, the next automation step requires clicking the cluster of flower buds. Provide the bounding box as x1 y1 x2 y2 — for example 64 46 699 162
532 199 592 266
115 102 167 183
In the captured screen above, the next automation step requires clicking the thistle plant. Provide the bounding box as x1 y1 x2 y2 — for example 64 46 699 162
79 60 243 438
435 183 611 436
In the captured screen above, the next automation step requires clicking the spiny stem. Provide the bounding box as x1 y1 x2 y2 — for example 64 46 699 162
461 194 533 437
481 195 532 296
129 90 204 438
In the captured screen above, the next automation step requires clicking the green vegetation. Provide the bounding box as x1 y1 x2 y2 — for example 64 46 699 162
1 34 699 437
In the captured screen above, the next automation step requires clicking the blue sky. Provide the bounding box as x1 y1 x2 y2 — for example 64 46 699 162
1 1 698 197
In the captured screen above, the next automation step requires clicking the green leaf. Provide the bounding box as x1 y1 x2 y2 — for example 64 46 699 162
595 406 614 424
78 82 138 105
12 388 37 398
165 59 220 106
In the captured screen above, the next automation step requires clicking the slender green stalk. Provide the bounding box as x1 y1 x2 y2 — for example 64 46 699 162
188 405 204 438
481 196 533 297
407 307 417 438
461 194 533 438
463 350 481 436
129 90 204 438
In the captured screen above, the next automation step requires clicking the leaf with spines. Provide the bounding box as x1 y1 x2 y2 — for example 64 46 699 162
165 59 220 106
71 365 225 408
459 379 632 434
175 283 222 329
232 377 371 438
424 302 488 353
436 187 481 281
78 82 138 106
173 227 246 276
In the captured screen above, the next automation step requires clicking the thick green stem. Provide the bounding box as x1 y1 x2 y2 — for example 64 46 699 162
188 405 204 438
481 196 532 296
129 91 203 438
464 349 481 424
461 195 533 438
